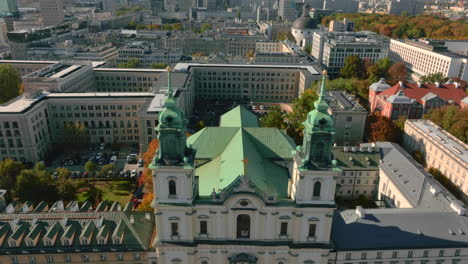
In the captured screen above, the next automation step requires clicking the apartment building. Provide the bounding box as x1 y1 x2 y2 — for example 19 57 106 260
73 44 118 64
403 119 468 195
312 31 389 77
388 39 468 80
175 63 321 103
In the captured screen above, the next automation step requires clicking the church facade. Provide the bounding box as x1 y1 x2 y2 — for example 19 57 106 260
150 70 339 263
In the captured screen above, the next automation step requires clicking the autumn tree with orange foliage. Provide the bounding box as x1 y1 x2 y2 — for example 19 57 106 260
366 113 400 142
137 139 159 211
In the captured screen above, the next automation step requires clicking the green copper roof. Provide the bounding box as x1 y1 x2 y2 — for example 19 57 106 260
220 106 260 127
187 107 295 198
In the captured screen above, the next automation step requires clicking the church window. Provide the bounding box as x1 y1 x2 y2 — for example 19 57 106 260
169 180 176 196
200 221 207 234
280 222 288 235
171 223 179 236
313 182 321 198
308 224 316 237
236 214 250 238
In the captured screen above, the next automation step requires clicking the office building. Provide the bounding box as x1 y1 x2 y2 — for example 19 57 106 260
403 119 468 195
323 0 359 13
116 41 183 68
388 0 424 15
369 80 468 120
388 39 468 80
39 0 65 26
278 0 297 21
312 31 389 77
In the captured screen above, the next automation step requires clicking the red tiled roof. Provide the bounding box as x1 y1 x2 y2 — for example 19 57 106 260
378 82 466 105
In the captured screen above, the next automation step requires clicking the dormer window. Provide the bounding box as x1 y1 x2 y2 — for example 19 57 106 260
97 237 106 245
8 240 17 247
80 238 89 246
44 239 52 247
62 238 70 246
113 237 121 244
25 239 34 247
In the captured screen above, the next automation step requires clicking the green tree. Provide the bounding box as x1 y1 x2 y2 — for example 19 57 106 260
245 50 254 58
33 162 46 172
0 159 24 198
340 55 364 79
420 72 449 83
99 164 116 177
0 64 21 103
411 150 425 166
85 161 97 173
151 63 168 69
117 58 141 68
201 23 212 33
424 106 468 143
57 122 90 150
286 88 319 143
55 167 71 179
260 106 287 130
304 45 312 54
16 169 58 202
428 167 463 200
172 23 183 31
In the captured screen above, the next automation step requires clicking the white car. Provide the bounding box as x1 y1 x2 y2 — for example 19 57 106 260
130 169 137 178
99 143 105 150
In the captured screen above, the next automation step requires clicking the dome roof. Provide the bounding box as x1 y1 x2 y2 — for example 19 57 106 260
370 78 391 92
292 4 317 30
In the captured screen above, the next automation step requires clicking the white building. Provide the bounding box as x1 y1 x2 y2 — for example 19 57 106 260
291 4 319 49
388 39 468 80
403 119 468 196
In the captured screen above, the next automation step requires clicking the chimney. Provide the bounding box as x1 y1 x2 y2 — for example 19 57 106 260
454 82 460 88
417 81 422 87
435 81 440 88
356 206 366 219
398 81 404 88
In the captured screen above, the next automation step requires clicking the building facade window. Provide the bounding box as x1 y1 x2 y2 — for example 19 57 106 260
169 180 176 196
171 223 179 236
200 221 207 234
237 214 250 238
280 222 288 236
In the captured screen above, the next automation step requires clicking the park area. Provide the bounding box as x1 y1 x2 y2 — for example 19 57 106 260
77 180 136 205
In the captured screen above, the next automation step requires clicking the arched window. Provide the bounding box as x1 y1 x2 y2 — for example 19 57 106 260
237 214 250 238
313 182 321 198
169 180 176 196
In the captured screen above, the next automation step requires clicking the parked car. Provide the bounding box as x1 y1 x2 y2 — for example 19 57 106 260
131 169 137 178
99 143 106 150
137 159 143 167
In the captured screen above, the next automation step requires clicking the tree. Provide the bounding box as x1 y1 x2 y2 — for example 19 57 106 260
137 192 154 211
201 23 212 33
172 23 183 31
420 72 449 83
245 50 254 58
386 62 408 85
117 58 140 68
286 88 319 144
0 159 24 198
411 150 425 166
366 113 399 142
303 45 312 54
151 63 168 69
55 167 71 179
57 122 90 151
428 167 463 200
98 164 116 178
260 106 287 130
16 169 58 202
0 64 21 103
85 161 97 173
424 106 468 143
340 55 364 79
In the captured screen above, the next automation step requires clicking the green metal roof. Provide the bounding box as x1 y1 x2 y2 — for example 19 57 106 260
332 147 380 171
219 106 260 127
187 107 295 198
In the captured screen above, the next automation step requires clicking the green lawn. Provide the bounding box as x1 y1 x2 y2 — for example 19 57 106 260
77 180 135 206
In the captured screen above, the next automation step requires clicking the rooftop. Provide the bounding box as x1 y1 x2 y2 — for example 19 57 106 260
376 142 464 212
406 119 467 163
378 82 467 106
173 63 320 75
332 209 468 251
326 90 367 112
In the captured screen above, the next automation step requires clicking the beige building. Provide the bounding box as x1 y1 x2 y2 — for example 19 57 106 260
403 119 468 196
388 39 468 80
175 63 321 103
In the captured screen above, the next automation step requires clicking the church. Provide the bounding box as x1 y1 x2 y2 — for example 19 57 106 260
149 69 468 264
149 70 339 263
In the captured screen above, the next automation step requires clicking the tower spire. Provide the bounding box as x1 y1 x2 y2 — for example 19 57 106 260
164 66 176 108
314 70 329 112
